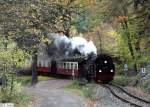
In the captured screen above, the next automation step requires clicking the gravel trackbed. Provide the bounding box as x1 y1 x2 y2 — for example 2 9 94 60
25 79 84 107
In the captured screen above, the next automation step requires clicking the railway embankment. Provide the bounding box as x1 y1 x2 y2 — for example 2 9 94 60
114 64 150 94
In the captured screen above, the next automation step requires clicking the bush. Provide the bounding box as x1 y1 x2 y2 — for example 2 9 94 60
65 80 93 99
112 75 134 86
115 64 124 74
143 72 150 93
38 76 51 81
16 76 31 85
143 79 150 94
16 76 52 85
65 80 80 89
0 76 31 105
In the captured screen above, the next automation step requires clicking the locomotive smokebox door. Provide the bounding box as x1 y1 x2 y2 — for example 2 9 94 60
94 54 115 83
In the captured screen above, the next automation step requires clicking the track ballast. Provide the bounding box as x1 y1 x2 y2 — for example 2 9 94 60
100 84 150 107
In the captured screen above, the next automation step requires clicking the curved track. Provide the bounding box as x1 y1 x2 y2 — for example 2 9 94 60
110 84 150 104
100 84 150 107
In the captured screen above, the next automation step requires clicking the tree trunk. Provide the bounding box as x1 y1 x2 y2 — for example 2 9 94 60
97 31 102 54
31 49 38 85
10 73 14 93
63 9 71 37
1 74 7 87
122 21 138 73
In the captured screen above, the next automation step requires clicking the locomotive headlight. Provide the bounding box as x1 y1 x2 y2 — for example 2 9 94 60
99 70 102 73
104 61 107 63
110 69 113 72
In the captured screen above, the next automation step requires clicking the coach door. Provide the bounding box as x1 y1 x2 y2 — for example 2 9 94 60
63 62 78 76
70 62 78 76
51 60 57 74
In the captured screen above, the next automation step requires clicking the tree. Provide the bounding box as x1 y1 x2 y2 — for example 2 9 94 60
93 0 138 72
0 0 80 85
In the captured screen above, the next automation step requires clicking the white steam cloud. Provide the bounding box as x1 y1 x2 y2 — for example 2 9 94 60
70 37 97 56
47 33 97 57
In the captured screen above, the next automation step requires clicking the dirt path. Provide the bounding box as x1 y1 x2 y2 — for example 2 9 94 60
25 79 84 107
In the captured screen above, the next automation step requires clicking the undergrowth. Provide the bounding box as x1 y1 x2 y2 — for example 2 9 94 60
0 79 31 106
65 80 93 99
112 75 134 86
16 75 52 85
0 73 34 106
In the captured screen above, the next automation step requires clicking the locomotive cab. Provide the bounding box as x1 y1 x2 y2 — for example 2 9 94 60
94 54 115 83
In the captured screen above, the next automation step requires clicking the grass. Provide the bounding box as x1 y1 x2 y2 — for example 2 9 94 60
16 75 53 85
38 76 53 81
0 82 31 107
65 80 80 89
143 72 150 93
14 92 31 107
65 77 134 99
16 76 31 85
0 75 53 107
112 75 134 86
112 73 150 94
65 80 93 99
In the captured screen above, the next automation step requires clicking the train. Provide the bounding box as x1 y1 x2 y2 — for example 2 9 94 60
25 53 115 83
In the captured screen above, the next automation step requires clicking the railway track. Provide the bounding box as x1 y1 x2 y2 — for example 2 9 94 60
100 84 150 107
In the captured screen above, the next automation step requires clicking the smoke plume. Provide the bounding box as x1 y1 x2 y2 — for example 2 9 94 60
46 33 97 58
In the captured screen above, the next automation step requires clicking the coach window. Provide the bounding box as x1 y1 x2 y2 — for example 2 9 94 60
40 61 42 67
71 63 73 69
56 62 58 67
48 62 51 67
74 63 78 70
61 63 64 68
70 62 72 69
66 63 68 69
63 63 65 69
76 63 78 70
57 62 59 68
66 62 69 69
59 62 62 68
38 61 41 67
67 62 70 69
43 62 45 67
44 61 47 67
65 62 68 69
46 61 49 67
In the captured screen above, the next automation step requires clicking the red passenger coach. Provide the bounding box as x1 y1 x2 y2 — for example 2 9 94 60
56 61 79 76
37 60 51 72
36 59 80 77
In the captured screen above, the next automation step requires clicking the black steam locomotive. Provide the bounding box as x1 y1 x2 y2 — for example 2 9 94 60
73 54 115 83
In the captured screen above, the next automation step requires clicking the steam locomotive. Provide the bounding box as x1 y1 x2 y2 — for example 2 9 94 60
25 54 115 83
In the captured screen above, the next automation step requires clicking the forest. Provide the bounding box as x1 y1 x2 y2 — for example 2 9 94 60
0 0 150 106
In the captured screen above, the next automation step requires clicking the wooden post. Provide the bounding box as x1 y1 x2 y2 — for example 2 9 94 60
72 69 75 80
